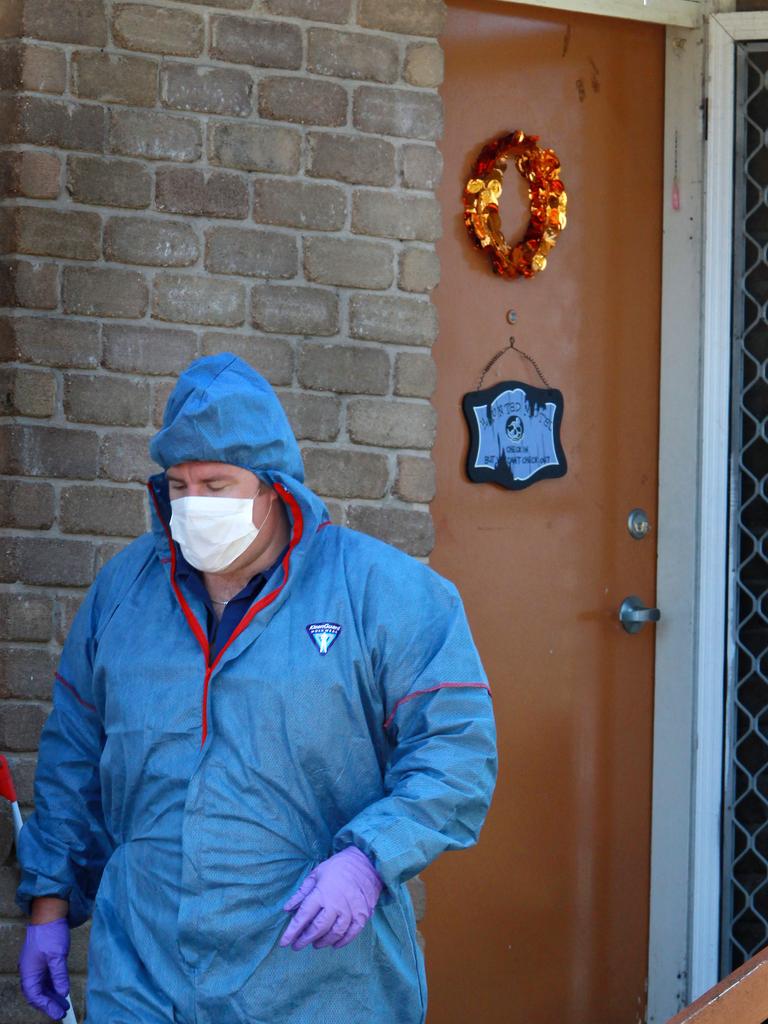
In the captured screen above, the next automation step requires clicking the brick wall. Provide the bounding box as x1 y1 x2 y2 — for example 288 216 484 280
0 1 444 1017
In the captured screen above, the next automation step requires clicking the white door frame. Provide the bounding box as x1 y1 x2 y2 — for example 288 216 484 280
649 9 768 1021
689 5 736 1001
646 18 710 1020
494 0 704 28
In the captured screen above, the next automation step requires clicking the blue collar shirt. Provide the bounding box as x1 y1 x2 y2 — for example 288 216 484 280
174 545 287 662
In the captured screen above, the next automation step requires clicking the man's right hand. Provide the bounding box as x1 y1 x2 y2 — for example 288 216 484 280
19 916 71 1020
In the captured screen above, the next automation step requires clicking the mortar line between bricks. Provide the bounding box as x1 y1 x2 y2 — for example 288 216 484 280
5 391 439 424
6 414 155 435
0 477 149 498
3 139 440 196
0 582 89 598
0 471 152 491
79 0 443 46
74 45 446 95
12 196 429 236
0 640 54 650
207 12 445 48
52 365 63 424
13 93 442 147
4 389 174 415
4 440 438 471
106 0 115 51
298 440 404 453
337 393 350 444
1 522 148 542
9 252 353 296
4 74 373 118
6 333 438 374
1 695 53 707
3 473 154 488
40 240 360 307
285 390 434 407
385 450 397 495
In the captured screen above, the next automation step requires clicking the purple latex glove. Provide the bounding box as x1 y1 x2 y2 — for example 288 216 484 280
280 846 383 952
19 918 71 1020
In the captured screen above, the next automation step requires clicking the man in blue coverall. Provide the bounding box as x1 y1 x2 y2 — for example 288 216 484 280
16 353 498 1024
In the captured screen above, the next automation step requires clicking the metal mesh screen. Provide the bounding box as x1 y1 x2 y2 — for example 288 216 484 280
723 40 768 976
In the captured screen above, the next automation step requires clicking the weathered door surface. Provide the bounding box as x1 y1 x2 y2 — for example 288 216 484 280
423 3 664 1022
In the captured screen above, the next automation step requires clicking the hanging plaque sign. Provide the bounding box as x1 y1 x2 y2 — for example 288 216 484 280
463 379 566 490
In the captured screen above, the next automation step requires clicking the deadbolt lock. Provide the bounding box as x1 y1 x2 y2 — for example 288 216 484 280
619 596 661 634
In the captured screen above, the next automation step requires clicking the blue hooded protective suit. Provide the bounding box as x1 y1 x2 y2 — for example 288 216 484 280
17 354 497 1024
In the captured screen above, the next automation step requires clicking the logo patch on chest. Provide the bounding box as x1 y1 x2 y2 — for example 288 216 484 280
306 622 341 656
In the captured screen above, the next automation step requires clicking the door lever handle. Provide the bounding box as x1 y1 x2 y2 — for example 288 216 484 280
619 595 660 634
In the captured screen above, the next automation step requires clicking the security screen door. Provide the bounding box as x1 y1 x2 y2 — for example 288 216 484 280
723 39 768 978
425 1 664 1021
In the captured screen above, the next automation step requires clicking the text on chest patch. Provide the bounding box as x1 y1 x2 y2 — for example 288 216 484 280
306 622 341 655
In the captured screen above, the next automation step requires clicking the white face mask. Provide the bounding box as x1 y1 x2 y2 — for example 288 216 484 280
169 492 273 573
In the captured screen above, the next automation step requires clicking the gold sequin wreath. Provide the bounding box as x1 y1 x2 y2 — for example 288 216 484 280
463 130 567 279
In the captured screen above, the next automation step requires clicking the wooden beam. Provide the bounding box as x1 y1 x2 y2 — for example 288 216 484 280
492 0 702 28
665 948 768 1024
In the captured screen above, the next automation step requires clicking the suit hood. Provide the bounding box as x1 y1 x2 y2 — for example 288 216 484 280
150 353 305 484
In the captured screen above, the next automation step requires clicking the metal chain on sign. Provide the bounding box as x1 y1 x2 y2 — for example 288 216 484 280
477 336 551 390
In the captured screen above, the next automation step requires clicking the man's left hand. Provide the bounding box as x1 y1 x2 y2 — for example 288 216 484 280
280 846 383 951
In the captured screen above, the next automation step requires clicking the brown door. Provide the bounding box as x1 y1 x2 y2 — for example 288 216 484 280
423 3 664 1022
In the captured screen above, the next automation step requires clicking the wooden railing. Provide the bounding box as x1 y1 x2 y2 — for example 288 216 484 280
666 947 768 1024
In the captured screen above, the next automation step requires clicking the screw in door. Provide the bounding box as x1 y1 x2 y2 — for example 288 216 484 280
627 508 652 540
